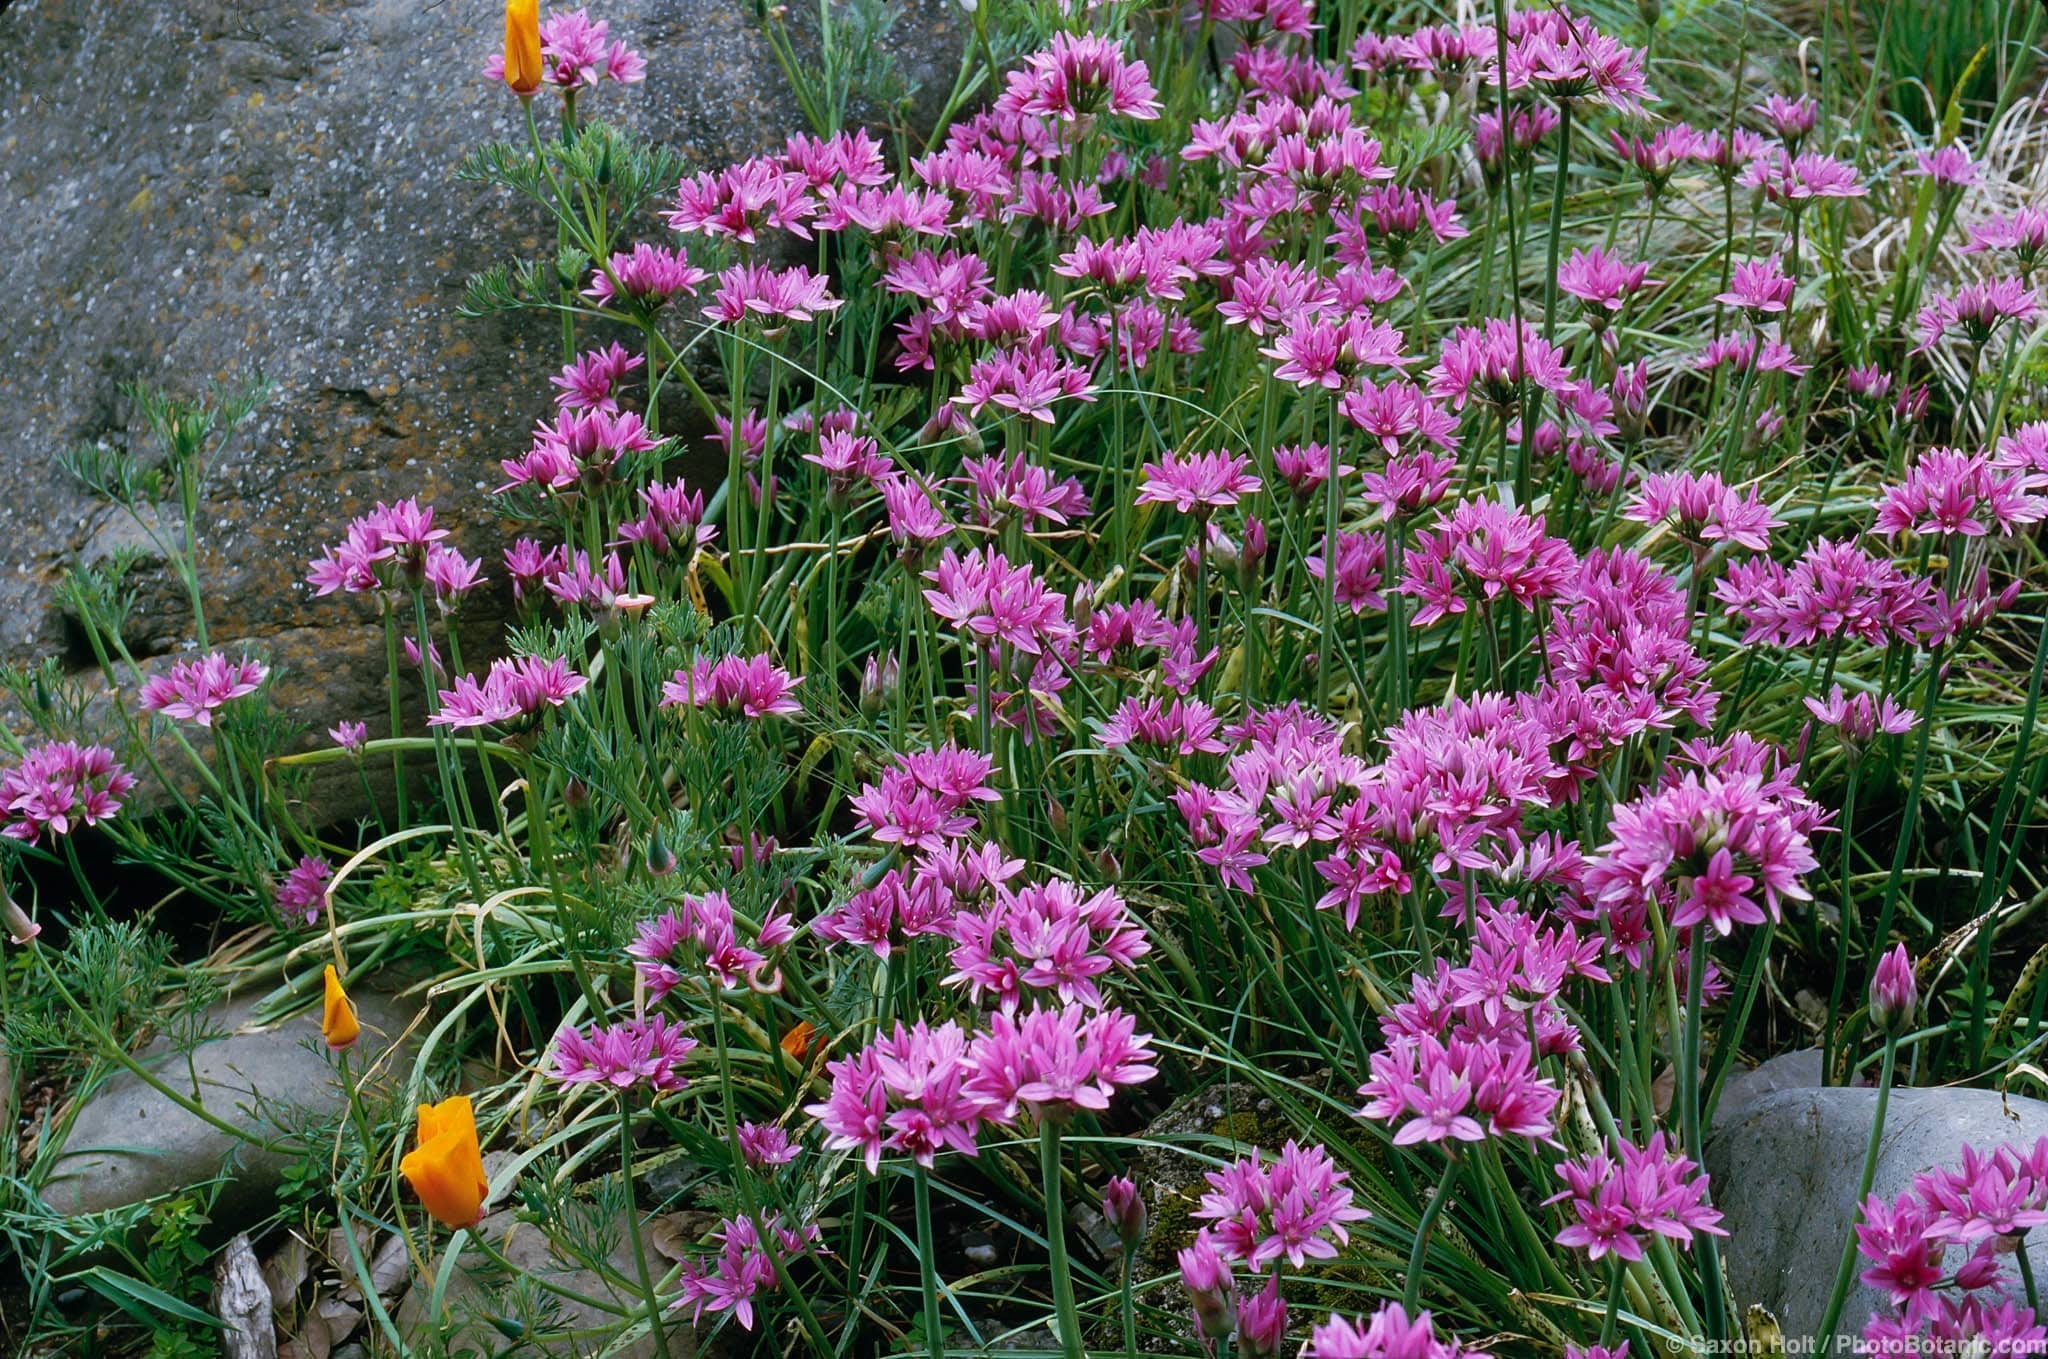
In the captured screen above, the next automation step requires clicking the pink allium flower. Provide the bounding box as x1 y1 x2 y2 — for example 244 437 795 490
1399 499 1577 626
813 867 955 959
1194 1140 1372 1270
954 343 1097 424
1557 246 1654 316
306 497 452 596
275 855 333 926
1098 696 1227 757
1626 471 1784 550
1136 449 1261 513
543 549 628 610
1913 278 2040 353
673 1213 820 1331
138 654 268 727
1804 685 1918 746
1545 1132 1727 1262
921 546 1073 655
1585 770 1821 937
1873 446 2046 538
1870 944 1919 1036
660 654 804 719
1429 318 1574 409
618 479 717 558
536 8 646 90
550 343 644 413
1356 1029 1562 1148
962 1003 1158 1123
669 157 818 243
1739 149 1866 203
1753 93 1818 143
627 890 791 997
1913 145 1977 187
1611 126 1703 189
1238 1274 1289 1358
944 876 1149 1011
997 32 1161 122
585 243 708 309
428 656 587 730
804 1019 982 1171
1307 532 1388 613
0 741 138 844
736 1121 801 1169
1715 256 1796 314
1303 1303 1488 1359
329 720 369 754
849 745 999 852
1964 206 2048 267
1102 1175 1147 1248
1715 538 1945 648
705 262 843 327
552 1013 698 1092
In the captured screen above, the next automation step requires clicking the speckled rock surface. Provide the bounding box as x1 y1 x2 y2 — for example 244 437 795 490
0 0 962 815
40 986 425 1232
1706 1084 2048 1345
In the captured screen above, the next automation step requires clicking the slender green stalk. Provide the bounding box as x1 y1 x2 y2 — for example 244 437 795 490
914 1163 946 1359
615 1097 672 1357
1813 1037 1899 1346
1039 1118 1084 1359
1542 99 1574 345
1401 1156 1461 1314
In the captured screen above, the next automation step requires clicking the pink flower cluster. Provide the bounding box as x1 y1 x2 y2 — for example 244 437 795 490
1546 1132 1726 1261
551 1013 698 1092
0 740 137 844
942 876 1150 1010
428 656 588 730
138 654 269 727
1857 1140 2048 1353
627 890 795 998
660 653 803 720
1192 1140 1371 1269
673 1213 821 1332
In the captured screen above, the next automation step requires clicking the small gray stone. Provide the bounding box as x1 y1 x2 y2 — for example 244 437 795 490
40 987 424 1233
393 1208 694 1358
1706 1085 2048 1345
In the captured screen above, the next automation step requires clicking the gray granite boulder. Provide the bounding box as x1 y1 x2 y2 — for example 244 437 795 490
0 0 962 817
39 986 424 1232
1706 1084 2048 1345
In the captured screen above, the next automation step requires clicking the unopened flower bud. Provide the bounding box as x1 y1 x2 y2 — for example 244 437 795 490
502 0 543 96
1178 1234 1236 1341
563 778 590 810
1 882 39 946
1102 1176 1146 1251
644 826 677 877
1870 944 1918 1038
1236 1275 1288 1358
860 653 900 717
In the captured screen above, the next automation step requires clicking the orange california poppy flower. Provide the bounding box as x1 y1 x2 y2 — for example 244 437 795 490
399 1095 489 1230
320 964 360 1051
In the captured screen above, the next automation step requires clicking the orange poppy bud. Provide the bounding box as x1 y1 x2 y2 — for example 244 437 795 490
320 964 360 1051
780 1020 817 1061
400 1096 489 1230
503 0 543 96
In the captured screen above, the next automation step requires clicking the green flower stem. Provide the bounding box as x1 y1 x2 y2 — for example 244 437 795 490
1680 935 1728 1344
1814 1035 1899 1347
1401 1155 1461 1315
615 1095 672 1358
1039 1118 1084 1359
1542 99 1573 345
914 1163 946 1359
